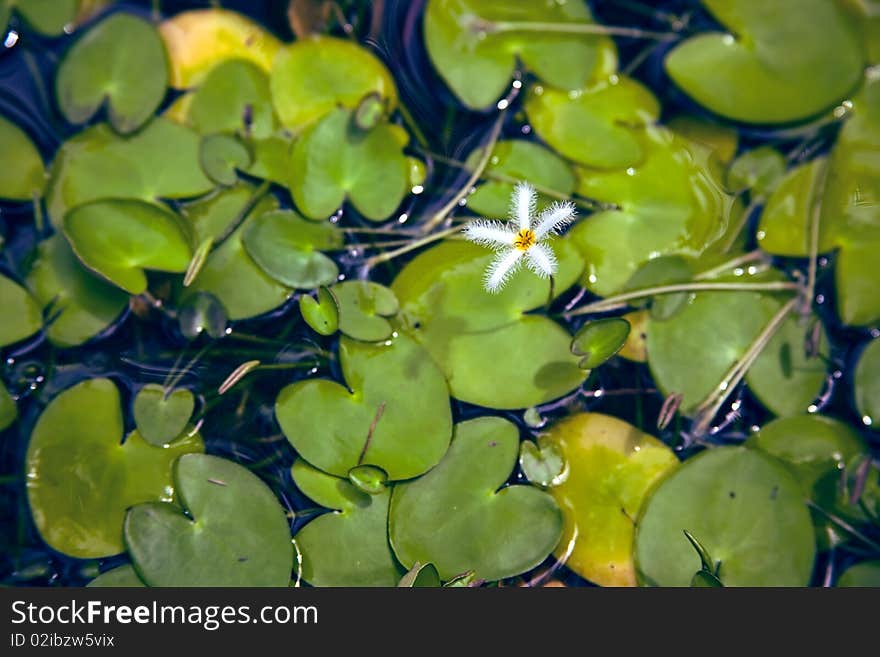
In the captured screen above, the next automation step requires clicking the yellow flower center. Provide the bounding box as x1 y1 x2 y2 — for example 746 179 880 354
513 229 535 251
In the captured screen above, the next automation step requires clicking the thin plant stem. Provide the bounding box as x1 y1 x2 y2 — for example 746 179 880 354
342 226 420 236
694 250 766 281
478 19 678 41
419 110 506 233
719 195 762 254
563 280 801 318
363 224 462 269
164 342 213 394
396 102 429 150
805 158 830 315
32 191 44 234
808 501 880 553
690 297 798 436
214 179 271 247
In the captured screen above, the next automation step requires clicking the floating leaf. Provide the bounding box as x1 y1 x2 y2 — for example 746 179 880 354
0 381 16 431
87 564 145 588
393 239 586 409
837 561 880 587
666 114 738 164
618 310 648 363
570 318 630 369
125 454 293 586
424 0 614 109
390 417 562 581
133 384 196 447
348 464 388 495
855 339 880 425
543 413 678 587
726 146 786 196
0 115 45 201
276 334 452 481
26 235 129 348
47 118 214 228
1 0 78 36
634 447 815 586
465 140 576 219
159 9 282 89
289 108 409 221
177 291 228 340
271 35 397 132
525 74 659 169
0 274 42 348
664 0 863 124
55 13 168 134
291 459 401 587
398 562 441 588
63 199 192 295
26 378 203 558
334 281 398 342
299 287 339 336
518 438 565 488
199 133 252 186
570 126 734 296
242 210 341 289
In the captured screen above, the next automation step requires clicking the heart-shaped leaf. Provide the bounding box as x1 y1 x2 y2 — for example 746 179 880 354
390 416 563 581
726 146 786 197
26 235 129 348
519 438 565 488
291 459 402 587
63 199 192 295
0 380 16 431
47 118 214 228
524 74 659 169
276 334 452 481
125 453 293 586
664 0 864 124
0 115 45 201
1 0 78 36
666 114 739 165
26 378 204 558
334 281 398 342
289 108 409 222
299 287 339 336
398 562 441 588
634 446 815 586
242 210 342 289
569 126 735 296
159 9 281 89
87 564 146 588
178 291 229 340
837 561 880 587
465 140 576 219
55 13 168 134
855 339 880 427
543 413 678 586
0 274 42 347
393 239 586 409
424 0 614 109
199 133 252 186
570 318 630 369
133 384 196 447
271 35 397 132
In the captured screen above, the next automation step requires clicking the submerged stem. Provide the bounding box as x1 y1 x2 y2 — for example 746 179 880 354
363 224 462 268
804 158 829 315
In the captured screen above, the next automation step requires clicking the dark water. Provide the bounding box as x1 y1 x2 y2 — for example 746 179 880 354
0 0 875 587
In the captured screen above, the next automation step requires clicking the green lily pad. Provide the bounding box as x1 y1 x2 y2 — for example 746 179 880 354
855 339 880 425
465 140 576 219
186 58 277 139
634 446 816 586
289 108 410 221
726 146 786 197
270 35 398 132
398 562 441 588
26 235 129 348
26 378 204 559
199 134 252 186
178 291 228 340
184 189 291 320
837 561 880 587
159 9 282 89
518 438 565 488
63 199 192 295
1 0 78 36
242 210 342 289
0 115 45 201
570 318 630 369
276 334 452 481
389 416 563 581
0 274 42 347
87 564 146 588
125 453 293 586
55 13 168 134
0 381 16 431
299 287 339 336
664 0 863 124
570 126 735 296
524 75 660 169
393 239 586 409
544 413 679 587
334 281 399 342
666 115 739 164
291 459 401 587
133 384 196 447
348 464 388 495
424 0 614 109
47 118 214 228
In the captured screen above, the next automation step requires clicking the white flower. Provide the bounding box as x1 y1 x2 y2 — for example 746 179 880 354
462 182 577 293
